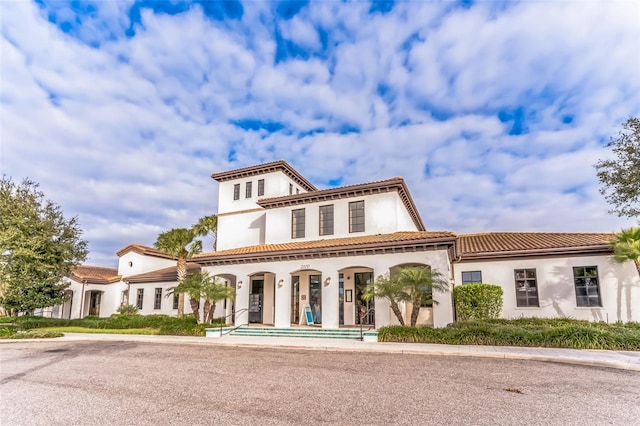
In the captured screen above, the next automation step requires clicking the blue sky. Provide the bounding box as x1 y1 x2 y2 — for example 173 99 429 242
1 0 639 267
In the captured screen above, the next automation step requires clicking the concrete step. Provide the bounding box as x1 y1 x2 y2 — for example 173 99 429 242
229 326 373 340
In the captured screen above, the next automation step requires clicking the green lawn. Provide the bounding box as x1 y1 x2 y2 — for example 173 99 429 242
37 327 160 335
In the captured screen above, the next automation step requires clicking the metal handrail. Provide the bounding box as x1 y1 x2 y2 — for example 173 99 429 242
215 308 248 336
358 307 375 341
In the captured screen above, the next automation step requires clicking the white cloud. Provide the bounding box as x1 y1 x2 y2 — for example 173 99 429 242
1 0 638 266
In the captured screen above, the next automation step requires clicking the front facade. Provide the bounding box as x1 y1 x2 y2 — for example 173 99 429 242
52 160 640 326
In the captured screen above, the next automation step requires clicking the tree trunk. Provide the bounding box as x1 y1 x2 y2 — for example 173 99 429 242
410 294 421 327
176 256 187 318
390 301 405 326
188 296 200 324
203 300 212 324
206 302 217 324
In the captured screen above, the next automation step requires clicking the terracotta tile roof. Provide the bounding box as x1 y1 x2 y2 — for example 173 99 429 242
211 160 317 192
124 263 201 284
257 177 426 231
457 232 615 260
116 243 174 259
195 231 455 263
70 265 121 284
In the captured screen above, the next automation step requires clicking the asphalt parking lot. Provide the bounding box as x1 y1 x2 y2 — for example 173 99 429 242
1 340 639 425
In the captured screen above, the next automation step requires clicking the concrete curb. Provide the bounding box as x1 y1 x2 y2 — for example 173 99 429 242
3 332 640 372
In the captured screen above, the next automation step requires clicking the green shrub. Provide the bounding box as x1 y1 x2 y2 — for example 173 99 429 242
116 304 139 315
378 318 640 350
454 283 503 320
8 330 64 339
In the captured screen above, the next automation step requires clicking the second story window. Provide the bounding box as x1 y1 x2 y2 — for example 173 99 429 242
258 179 265 196
233 184 240 200
349 200 365 233
319 205 334 236
292 208 305 239
246 181 252 198
289 183 293 195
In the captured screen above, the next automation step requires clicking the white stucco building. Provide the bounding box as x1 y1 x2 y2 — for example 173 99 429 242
54 160 640 327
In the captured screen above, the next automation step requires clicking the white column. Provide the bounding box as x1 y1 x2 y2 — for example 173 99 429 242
321 272 339 329
235 276 250 326
274 272 292 328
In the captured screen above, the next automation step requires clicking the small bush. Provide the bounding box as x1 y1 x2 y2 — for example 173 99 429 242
116 304 139 315
454 283 503 320
5 330 64 339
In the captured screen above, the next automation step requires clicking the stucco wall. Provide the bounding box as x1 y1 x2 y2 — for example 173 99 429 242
118 252 175 277
454 255 640 323
263 192 419 245
217 211 266 251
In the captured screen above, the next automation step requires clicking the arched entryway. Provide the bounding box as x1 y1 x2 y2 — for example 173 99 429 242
338 266 374 327
289 269 323 325
247 271 276 325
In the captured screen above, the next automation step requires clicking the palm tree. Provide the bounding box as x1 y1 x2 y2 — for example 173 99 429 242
155 228 201 318
168 271 235 324
362 275 407 326
395 266 449 327
154 216 218 318
200 272 235 324
610 227 640 276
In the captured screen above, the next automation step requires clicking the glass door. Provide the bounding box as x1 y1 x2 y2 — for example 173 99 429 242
249 279 264 323
309 275 322 324
291 276 300 324
355 272 374 325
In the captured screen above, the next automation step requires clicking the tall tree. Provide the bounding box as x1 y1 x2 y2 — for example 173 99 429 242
595 117 640 218
0 177 88 315
609 227 640 277
154 215 217 318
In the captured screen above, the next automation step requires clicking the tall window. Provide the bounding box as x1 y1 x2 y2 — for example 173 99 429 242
173 294 179 310
514 269 539 307
257 179 265 196
349 200 365 233
136 288 144 310
233 184 240 200
573 266 601 307
289 183 293 195
292 209 305 238
245 181 252 198
462 271 482 285
319 205 334 236
154 288 162 310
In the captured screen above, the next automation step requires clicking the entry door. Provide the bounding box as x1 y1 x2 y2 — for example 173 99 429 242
89 291 101 316
309 275 322 324
249 280 264 323
354 272 374 325
291 276 300 324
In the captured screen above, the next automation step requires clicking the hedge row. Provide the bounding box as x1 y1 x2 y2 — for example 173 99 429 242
378 319 640 350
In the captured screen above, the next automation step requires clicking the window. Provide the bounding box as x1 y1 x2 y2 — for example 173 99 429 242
296 188 300 194
136 288 144 310
257 179 265 196
154 288 162 310
289 183 293 195
245 181 252 198
233 184 240 200
349 200 365 233
462 271 482 285
514 269 539 307
573 266 602 307
173 294 179 310
319 205 334 236
292 208 305 238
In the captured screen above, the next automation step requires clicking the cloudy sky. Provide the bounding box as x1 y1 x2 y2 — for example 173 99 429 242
1 0 639 267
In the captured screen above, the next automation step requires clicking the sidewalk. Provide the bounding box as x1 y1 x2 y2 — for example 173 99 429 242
11 332 639 372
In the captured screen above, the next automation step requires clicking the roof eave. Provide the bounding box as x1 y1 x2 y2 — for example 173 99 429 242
457 245 613 261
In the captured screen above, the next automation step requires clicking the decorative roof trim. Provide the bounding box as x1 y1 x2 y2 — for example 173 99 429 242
196 235 455 266
116 244 175 260
210 160 317 192
257 177 426 231
456 245 612 261
124 263 201 284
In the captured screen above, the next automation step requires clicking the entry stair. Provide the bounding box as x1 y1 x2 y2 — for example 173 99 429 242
229 326 371 341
